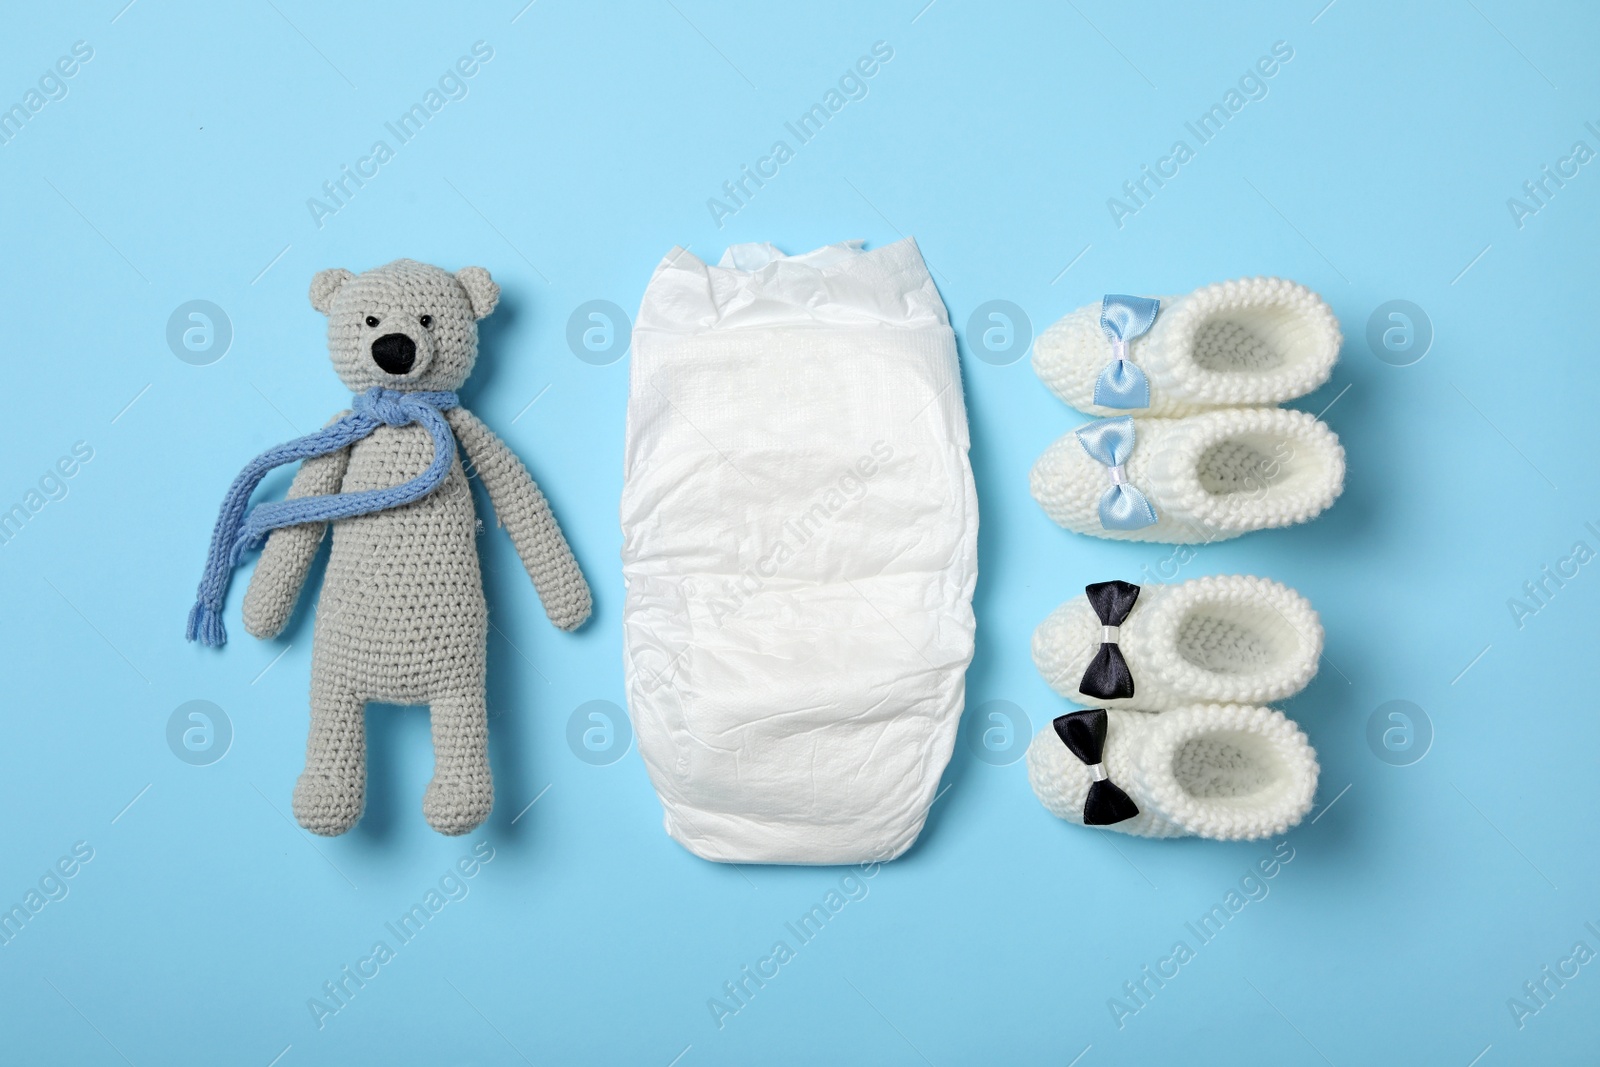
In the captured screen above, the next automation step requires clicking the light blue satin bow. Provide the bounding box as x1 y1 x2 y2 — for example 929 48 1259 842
1075 416 1158 530
1094 294 1160 409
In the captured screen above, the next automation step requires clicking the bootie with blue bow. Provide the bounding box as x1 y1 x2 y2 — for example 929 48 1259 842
1032 576 1323 710
1025 704 1319 841
1032 277 1340 417
1028 406 1344 543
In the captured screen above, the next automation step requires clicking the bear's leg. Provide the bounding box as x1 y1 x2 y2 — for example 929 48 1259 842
293 684 368 836
422 689 493 835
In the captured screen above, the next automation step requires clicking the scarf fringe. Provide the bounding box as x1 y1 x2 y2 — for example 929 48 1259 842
187 601 227 647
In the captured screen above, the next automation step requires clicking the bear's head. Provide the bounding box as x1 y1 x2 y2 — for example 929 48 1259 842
309 259 500 393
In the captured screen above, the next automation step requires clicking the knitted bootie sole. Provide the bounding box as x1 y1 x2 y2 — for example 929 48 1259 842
1033 575 1322 709
1029 407 1344 544
1033 277 1340 417
422 770 494 836
293 772 366 837
1026 704 1319 841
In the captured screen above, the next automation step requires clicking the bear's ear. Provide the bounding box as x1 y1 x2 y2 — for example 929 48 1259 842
456 266 500 320
309 268 354 315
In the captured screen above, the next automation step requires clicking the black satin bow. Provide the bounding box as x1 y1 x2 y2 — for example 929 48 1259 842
1078 580 1140 700
1052 709 1139 826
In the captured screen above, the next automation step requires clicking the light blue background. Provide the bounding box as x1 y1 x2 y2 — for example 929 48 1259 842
1 1 1596 1063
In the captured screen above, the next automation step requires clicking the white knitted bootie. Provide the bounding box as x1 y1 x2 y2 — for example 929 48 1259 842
1026 705 1319 841
1033 576 1322 709
1032 278 1341 417
1029 408 1344 543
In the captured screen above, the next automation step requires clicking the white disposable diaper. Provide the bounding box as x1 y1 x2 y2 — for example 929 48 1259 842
621 238 978 865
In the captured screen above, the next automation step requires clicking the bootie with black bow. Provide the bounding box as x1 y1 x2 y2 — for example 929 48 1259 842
1026 705 1319 841
1032 576 1323 709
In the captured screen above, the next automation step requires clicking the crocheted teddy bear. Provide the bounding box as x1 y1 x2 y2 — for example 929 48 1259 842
190 259 590 836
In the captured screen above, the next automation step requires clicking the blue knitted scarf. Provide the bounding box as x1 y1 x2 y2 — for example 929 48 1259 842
186 387 460 647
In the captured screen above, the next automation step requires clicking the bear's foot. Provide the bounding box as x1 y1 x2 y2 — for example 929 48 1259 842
293 771 365 836
423 765 493 836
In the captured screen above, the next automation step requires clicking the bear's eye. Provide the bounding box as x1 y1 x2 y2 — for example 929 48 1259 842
419 315 433 328
365 315 380 328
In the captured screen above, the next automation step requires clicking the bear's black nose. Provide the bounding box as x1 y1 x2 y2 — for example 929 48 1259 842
371 333 416 375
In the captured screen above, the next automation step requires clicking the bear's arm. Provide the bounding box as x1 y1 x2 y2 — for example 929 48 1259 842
240 412 353 640
446 406 592 632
